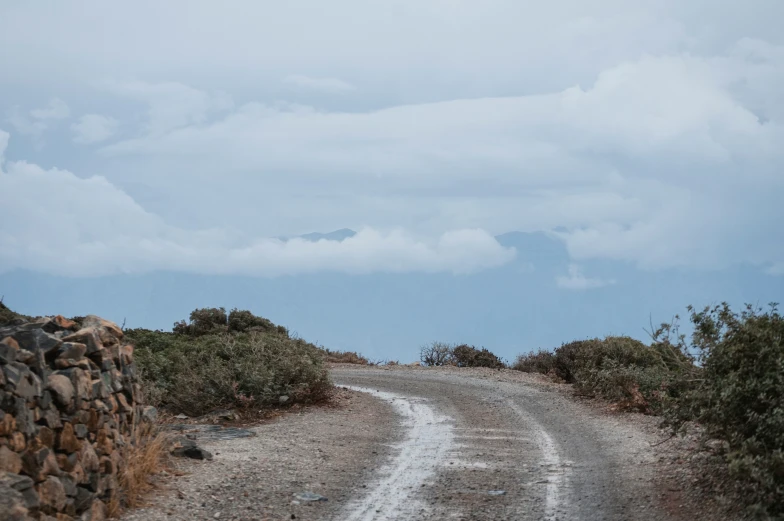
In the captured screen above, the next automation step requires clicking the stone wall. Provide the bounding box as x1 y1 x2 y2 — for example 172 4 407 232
0 315 147 521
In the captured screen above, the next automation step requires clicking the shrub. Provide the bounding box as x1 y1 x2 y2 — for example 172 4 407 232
512 336 693 413
452 344 505 369
552 340 591 383
0 299 31 327
127 308 333 416
322 349 370 365
228 308 276 334
512 350 555 374
176 307 228 336
569 336 691 413
420 341 454 366
663 303 784 517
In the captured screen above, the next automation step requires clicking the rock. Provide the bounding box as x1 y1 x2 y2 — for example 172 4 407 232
36 426 55 448
38 476 68 513
279 395 290 404
22 447 60 482
48 316 78 333
73 425 88 439
170 437 213 460
57 424 82 454
0 410 15 436
9 431 26 452
9 328 62 356
0 479 29 520
0 445 23 473
292 491 328 502
82 316 123 343
59 475 77 498
13 369 42 400
79 443 99 473
3 363 23 388
56 343 86 363
12 398 35 437
141 406 157 424
38 390 52 410
0 341 18 365
0 471 40 512
174 413 189 420
73 487 94 513
79 498 106 521
15 349 35 364
61 329 102 356
68 369 92 404
1 336 21 350
46 375 74 408
37 408 62 430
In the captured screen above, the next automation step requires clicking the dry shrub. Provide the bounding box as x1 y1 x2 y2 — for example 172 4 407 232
322 349 369 364
420 341 454 366
108 425 170 517
512 350 556 375
452 344 505 368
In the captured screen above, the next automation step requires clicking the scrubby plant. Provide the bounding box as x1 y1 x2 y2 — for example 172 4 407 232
662 303 784 518
452 344 505 369
420 341 454 366
228 308 277 334
322 349 370 365
512 349 555 375
0 298 31 326
127 307 332 416
552 340 591 383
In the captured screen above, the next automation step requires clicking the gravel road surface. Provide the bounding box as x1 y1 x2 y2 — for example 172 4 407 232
123 366 713 521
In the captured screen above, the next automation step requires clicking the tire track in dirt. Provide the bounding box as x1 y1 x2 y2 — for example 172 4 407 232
340 386 455 521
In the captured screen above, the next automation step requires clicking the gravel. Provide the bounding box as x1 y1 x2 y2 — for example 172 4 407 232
123 365 737 521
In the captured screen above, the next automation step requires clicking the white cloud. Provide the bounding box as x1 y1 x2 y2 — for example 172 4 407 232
0 134 514 277
6 98 71 137
284 75 356 93
556 264 615 290
105 81 232 136
91 46 784 271
29 98 70 120
71 114 119 144
766 263 784 276
1 2 783 275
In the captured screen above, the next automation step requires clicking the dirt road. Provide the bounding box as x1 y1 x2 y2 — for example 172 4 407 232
125 366 701 521
333 367 677 521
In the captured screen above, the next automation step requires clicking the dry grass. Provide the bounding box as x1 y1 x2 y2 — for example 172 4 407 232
108 425 171 518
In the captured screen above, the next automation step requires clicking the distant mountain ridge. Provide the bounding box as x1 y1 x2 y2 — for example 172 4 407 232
279 228 357 242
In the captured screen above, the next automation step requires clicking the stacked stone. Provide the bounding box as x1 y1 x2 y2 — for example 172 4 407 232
0 315 144 521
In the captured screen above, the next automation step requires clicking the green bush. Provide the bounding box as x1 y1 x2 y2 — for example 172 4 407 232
452 344 504 369
570 336 692 413
227 308 277 334
552 340 591 383
173 306 228 336
512 349 555 374
511 336 692 413
663 303 784 518
126 308 332 416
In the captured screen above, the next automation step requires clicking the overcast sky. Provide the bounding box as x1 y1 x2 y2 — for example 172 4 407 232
1 0 783 279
